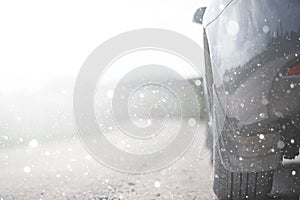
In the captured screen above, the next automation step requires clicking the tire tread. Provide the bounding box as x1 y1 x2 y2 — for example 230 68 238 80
213 154 274 200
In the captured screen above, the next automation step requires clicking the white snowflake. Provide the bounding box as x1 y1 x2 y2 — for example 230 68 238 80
226 20 240 35
154 181 161 188
106 90 114 98
290 83 295 89
194 79 202 86
259 134 265 140
24 166 31 173
188 118 197 127
29 139 38 148
262 25 270 34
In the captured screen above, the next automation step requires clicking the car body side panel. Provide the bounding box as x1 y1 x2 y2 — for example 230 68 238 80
204 0 300 129
203 0 300 171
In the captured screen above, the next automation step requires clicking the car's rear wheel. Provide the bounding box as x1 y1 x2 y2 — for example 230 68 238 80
203 31 275 200
213 150 274 200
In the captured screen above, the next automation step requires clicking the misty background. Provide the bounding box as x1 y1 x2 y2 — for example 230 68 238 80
0 2 214 199
0 0 209 148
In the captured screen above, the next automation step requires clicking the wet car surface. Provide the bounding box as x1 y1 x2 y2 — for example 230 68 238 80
199 0 300 199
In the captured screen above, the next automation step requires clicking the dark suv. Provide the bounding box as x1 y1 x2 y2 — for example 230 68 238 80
194 0 300 199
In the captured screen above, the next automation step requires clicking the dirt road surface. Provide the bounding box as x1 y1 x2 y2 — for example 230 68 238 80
0 124 299 200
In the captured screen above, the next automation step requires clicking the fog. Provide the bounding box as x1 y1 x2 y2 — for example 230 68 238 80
0 0 209 146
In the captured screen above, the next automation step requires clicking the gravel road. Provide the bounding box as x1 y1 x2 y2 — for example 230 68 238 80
0 124 299 200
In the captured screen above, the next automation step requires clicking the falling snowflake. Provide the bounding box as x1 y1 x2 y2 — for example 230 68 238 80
154 181 161 188
291 139 295 144
29 139 38 148
139 93 145 98
188 118 197 127
107 90 114 98
226 20 240 35
290 83 295 89
261 99 269 105
219 4 225 10
262 25 270 34
259 134 265 140
277 140 285 149
24 166 31 173
194 79 202 86
259 113 265 118
85 154 92 160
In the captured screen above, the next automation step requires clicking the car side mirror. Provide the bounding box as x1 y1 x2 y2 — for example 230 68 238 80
193 7 206 24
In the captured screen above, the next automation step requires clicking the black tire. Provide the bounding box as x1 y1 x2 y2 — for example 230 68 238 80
213 152 274 200
203 30 275 200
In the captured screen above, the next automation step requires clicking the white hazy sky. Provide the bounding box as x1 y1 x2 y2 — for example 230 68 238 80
0 0 210 94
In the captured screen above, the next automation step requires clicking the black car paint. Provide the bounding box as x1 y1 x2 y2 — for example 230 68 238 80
202 0 300 172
